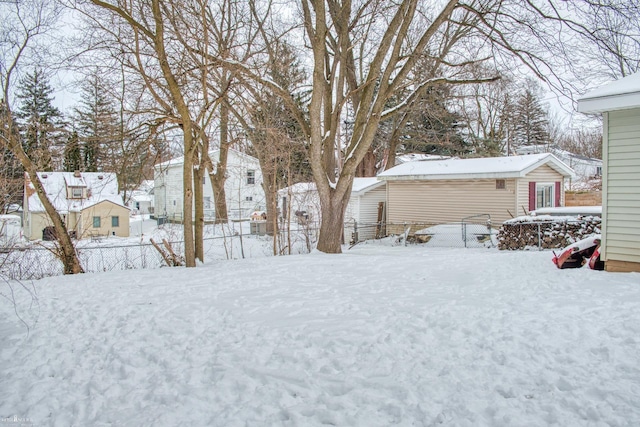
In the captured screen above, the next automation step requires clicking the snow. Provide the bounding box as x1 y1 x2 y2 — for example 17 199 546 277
378 153 574 180
2 245 640 426
580 72 640 101
578 72 640 113
533 206 602 217
26 172 125 212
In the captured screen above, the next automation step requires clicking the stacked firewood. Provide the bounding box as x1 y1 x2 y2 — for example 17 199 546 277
498 216 601 250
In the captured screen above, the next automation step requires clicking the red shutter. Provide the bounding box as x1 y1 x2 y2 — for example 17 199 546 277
555 182 561 207
529 182 536 212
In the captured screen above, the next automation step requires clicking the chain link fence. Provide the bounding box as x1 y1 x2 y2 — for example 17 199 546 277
0 221 322 281
1 215 601 281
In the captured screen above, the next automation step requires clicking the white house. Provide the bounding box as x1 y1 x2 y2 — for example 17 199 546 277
278 182 320 223
578 72 640 272
126 180 155 215
154 149 265 221
23 171 130 240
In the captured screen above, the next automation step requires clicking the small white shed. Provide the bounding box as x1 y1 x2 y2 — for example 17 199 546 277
0 214 22 246
343 178 386 242
578 72 640 272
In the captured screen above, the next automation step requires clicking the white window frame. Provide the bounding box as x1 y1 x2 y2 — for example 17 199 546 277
536 182 555 209
71 187 83 199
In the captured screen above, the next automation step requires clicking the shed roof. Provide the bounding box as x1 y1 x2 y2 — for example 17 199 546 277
377 153 574 181
578 72 640 113
351 177 385 196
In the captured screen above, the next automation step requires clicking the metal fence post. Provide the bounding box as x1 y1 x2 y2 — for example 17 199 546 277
538 223 542 250
353 220 358 245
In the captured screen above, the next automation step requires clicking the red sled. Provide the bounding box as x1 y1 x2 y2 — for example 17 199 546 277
552 235 604 270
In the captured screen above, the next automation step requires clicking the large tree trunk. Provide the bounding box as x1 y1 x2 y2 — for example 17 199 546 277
315 186 351 253
209 101 230 224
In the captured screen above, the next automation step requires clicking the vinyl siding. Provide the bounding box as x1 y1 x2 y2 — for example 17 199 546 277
603 108 640 265
344 185 386 241
516 164 565 215
154 150 266 220
386 178 517 228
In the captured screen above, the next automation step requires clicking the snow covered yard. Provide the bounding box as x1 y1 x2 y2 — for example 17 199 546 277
1 246 640 426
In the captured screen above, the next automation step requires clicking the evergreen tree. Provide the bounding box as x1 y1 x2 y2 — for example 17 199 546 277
15 68 65 171
74 71 120 172
513 84 550 150
64 130 82 172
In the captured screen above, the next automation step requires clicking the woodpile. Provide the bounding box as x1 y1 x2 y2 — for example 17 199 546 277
498 216 601 250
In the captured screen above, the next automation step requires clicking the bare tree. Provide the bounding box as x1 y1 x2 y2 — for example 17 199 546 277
84 0 225 267
1 0 83 274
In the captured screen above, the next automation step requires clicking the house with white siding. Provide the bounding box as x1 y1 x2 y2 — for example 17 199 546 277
377 154 575 234
578 72 640 272
154 149 265 221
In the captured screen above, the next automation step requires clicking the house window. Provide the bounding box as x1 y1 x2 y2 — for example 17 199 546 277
112 216 119 227
246 196 253 202
204 196 211 209
93 216 101 228
247 170 255 185
71 187 83 198
596 166 602 176
135 202 140 210
496 179 506 190
536 183 554 209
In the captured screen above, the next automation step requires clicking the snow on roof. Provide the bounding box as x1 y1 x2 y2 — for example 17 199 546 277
351 177 384 195
395 153 450 164
26 172 126 213
278 182 317 196
155 148 259 168
578 71 640 113
378 153 574 180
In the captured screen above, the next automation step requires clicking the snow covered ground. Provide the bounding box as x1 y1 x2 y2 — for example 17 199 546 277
1 245 640 426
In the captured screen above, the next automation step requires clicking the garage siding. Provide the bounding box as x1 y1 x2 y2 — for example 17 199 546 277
604 108 640 265
516 164 566 215
386 178 517 228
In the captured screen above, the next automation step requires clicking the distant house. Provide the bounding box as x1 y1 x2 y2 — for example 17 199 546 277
126 180 155 215
377 153 575 233
343 178 387 242
278 182 320 223
578 72 640 272
154 149 265 221
516 145 602 188
23 171 130 240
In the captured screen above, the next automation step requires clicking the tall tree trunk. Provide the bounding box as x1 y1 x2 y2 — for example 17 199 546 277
210 101 230 223
193 153 204 262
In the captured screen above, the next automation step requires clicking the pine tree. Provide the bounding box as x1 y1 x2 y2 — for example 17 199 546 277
64 130 82 172
15 68 65 171
513 85 550 150
74 71 120 172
